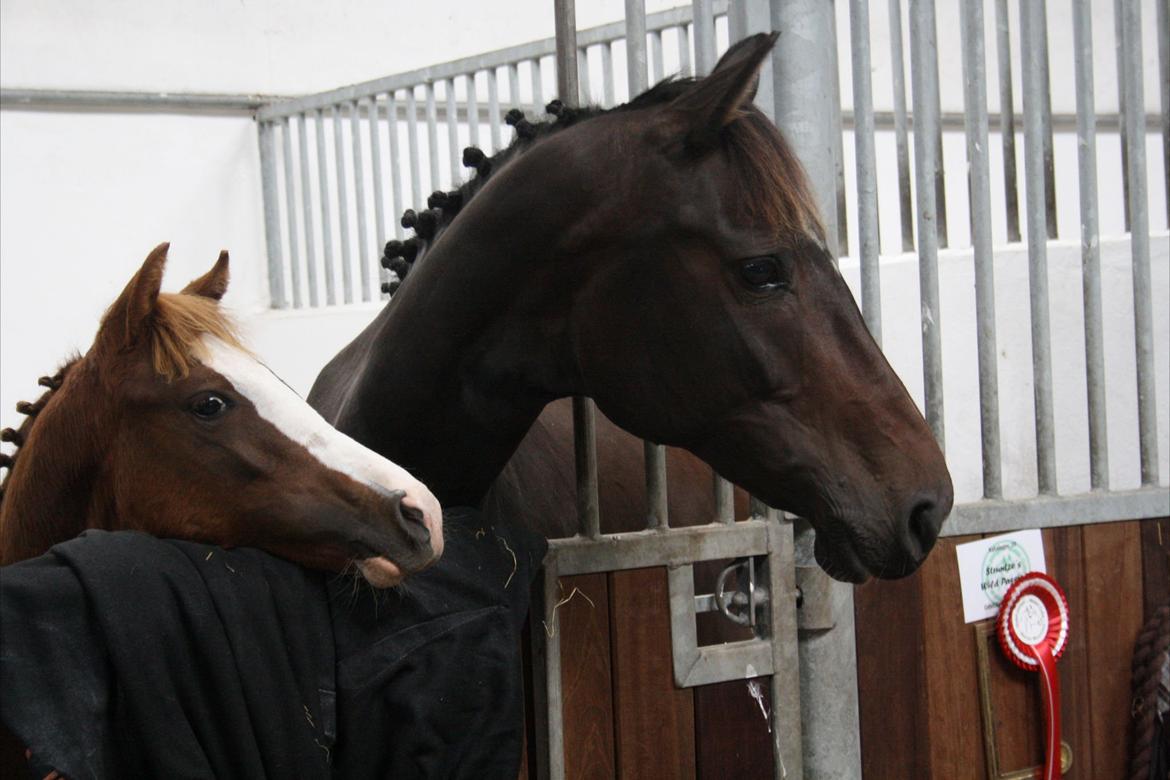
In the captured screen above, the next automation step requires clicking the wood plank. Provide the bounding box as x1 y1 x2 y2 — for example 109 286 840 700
1046 525 1092 779
855 567 931 780
1082 521 1144 780
694 680 773 779
1140 516 1169 621
609 567 696 779
558 572 616 779
921 536 987 779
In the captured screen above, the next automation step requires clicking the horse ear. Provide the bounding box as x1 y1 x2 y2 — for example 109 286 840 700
669 31 778 152
101 242 168 351
182 250 230 301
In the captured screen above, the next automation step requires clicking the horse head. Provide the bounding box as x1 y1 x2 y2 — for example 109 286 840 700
0 243 442 586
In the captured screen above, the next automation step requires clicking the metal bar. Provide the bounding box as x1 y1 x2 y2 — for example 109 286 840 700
257 121 287 309
1020 0 1057 494
549 520 769 575
645 441 668 530
577 48 591 104
1071 0 1108 491
332 104 354 304
1036 0 1057 239
601 43 616 107
1114 0 1131 231
650 30 665 84
888 0 915 251
994 0 1021 242
692 0 717 76
256 3 727 120
508 63 522 113
554 0 579 107
830 3 849 258
941 487 1170 537
406 89 422 211
425 83 440 192
487 68 502 151
960 0 1003 500
1159 0 1170 227
715 475 734 524
572 397 600 540
1119 0 1159 486
530 59 544 110
314 110 337 305
927 3 946 247
386 92 405 243
625 0 649 96
466 74 481 148
445 80 461 187
677 25 693 78
0 88 273 113
279 117 303 308
541 559 564 780
908 0 945 447
296 113 319 307
350 100 372 301
767 521 802 780
367 99 387 291
850 0 881 342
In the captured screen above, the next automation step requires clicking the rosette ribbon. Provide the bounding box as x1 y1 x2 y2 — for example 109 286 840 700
995 571 1070 780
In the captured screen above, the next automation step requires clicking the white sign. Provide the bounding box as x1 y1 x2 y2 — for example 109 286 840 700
955 529 1047 624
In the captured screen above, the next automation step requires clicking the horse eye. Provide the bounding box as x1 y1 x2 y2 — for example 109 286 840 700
738 255 790 291
190 393 229 420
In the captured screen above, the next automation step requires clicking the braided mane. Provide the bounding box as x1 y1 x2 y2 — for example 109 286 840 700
0 360 77 504
382 77 822 289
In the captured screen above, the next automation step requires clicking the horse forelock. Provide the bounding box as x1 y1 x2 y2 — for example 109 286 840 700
148 293 245 380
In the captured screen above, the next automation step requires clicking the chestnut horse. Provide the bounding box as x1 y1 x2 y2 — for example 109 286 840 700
0 243 442 588
310 33 953 583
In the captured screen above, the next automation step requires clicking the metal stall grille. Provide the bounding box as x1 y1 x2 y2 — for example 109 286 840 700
255 0 1170 777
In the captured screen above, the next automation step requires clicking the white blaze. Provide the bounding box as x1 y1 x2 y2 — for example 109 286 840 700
199 335 443 557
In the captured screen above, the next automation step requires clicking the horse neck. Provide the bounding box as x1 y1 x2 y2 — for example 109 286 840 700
315 163 591 507
0 370 111 564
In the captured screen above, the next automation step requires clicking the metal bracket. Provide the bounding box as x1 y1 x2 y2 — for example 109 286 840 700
795 564 836 630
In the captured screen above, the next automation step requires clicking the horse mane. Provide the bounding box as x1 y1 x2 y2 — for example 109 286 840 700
0 359 77 503
148 292 243 380
382 76 824 287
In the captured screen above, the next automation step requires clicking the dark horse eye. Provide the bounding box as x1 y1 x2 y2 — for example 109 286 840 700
738 255 791 292
190 393 229 420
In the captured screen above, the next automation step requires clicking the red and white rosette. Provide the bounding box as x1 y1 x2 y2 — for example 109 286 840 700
996 571 1070 780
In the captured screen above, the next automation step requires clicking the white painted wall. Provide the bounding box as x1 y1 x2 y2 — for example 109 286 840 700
2 0 1168 508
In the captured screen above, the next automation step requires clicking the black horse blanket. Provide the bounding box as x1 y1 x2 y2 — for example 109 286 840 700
0 507 545 779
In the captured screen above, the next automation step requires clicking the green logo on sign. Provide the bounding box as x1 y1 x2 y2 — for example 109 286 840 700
980 540 1031 605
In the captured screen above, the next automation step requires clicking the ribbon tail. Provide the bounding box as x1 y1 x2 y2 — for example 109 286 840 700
1035 642 1061 780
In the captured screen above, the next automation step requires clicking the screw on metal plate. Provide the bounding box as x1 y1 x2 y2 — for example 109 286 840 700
795 564 835 631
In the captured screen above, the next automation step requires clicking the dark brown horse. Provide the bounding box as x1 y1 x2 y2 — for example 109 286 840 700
0 243 443 588
309 33 952 583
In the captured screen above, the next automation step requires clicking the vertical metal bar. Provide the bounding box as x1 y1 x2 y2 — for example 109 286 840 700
645 441 668 530
766 520 803 780
829 4 849 258
508 63 522 113
1071 0 1107 491
625 0 648 97
296 113 319 307
771 2 854 777
577 48 591 104
332 104 354 304
1119 0 1160 486
530 59 544 111
488 68 502 152
257 121 287 309
650 30 665 84
1020 0 1057 494
677 25 693 78
406 88 422 210
1158 0 1169 227
1113 0 1131 231
960 0 1003 500
386 92 405 243
926 3 946 247
888 0 915 251
350 100 371 301
994 0 1021 242
714 476 734 524
425 83 440 192
279 117 303 308
467 73 481 148
908 0 945 447
1036 0 1057 238
542 560 564 780
601 43 616 107
692 0 717 76
850 0 881 341
445 79 461 187
555 0 579 106
366 100 387 286
314 109 337 305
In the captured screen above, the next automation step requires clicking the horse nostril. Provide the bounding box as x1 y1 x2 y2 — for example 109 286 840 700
907 498 939 556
